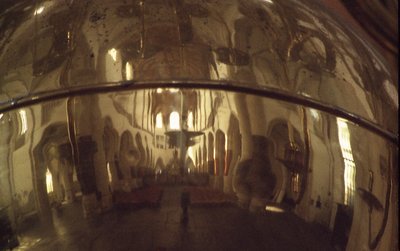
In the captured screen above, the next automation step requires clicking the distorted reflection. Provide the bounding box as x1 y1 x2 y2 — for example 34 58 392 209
108 48 118 62
34 6 44 16
125 62 134 80
187 111 194 129
155 112 163 129
337 118 356 206
45 169 53 194
18 110 28 135
265 205 284 213
0 0 397 249
0 89 397 251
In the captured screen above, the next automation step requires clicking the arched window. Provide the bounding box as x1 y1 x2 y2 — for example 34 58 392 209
169 111 180 130
187 111 194 129
156 112 163 128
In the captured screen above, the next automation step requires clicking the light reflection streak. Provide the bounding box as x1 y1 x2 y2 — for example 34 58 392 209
107 162 112 183
34 6 44 15
15 237 42 250
19 110 27 134
46 168 53 194
265 205 284 213
310 109 320 121
188 147 194 162
337 118 356 206
125 62 133 80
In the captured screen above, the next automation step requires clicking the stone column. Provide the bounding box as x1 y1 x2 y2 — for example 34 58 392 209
76 136 99 218
233 94 253 207
74 96 112 217
234 94 271 210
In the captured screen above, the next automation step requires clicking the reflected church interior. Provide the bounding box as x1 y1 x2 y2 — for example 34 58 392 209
0 0 398 250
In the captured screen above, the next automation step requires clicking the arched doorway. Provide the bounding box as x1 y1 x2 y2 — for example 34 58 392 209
33 123 74 220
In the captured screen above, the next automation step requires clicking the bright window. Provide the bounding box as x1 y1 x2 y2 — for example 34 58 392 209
156 112 163 128
169 111 180 130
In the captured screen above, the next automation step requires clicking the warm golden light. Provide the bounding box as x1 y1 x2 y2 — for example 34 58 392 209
19 110 27 134
265 205 284 213
46 169 53 194
337 118 356 206
187 112 194 129
34 6 44 15
156 113 163 128
310 109 319 121
169 111 180 130
188 146 194 160
106 162 112 183
108 48 118 61
125 62 133 80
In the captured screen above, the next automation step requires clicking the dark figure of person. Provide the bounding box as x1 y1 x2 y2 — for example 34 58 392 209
180 191 190 225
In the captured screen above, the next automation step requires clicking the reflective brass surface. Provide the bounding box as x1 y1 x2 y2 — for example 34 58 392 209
0 0 398 136
0 0 398 251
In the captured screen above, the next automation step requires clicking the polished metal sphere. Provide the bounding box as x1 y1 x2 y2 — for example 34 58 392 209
0 0 397 250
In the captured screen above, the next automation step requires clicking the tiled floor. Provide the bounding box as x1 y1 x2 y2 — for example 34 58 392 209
15 186 334 251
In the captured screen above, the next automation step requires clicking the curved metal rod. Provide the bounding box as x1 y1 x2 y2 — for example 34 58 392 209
0 80 397 144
